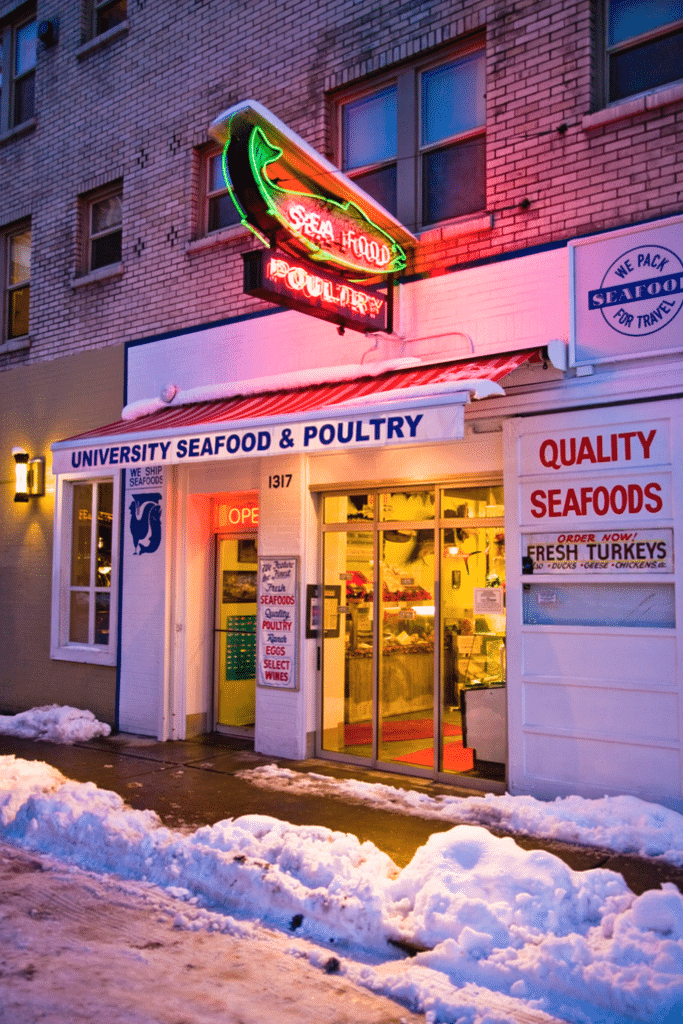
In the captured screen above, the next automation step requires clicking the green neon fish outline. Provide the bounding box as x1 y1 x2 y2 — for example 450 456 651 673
222 124 406 278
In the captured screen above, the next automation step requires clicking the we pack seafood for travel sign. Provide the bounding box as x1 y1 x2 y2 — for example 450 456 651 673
570 215 683 365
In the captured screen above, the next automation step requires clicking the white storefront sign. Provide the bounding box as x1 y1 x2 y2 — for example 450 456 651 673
570 215 683 365
257 556 298 690
52 399 466 475
523 528 673 573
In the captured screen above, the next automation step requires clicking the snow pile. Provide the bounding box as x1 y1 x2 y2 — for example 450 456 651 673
240 764 683 866
0 704 111 744
1 755 683 1023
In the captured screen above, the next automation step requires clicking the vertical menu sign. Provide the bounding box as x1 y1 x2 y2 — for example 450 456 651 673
257 556 298 690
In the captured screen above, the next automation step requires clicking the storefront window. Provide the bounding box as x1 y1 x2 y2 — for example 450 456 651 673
68 480 113 645
320 483 505 781
379 489 435 521
323 492 374 524
53 476 118 664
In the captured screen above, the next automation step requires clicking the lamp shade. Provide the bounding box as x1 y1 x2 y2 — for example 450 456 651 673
12 447 29 502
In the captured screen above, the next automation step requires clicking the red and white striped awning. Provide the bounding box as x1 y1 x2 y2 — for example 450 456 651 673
52 349 536 474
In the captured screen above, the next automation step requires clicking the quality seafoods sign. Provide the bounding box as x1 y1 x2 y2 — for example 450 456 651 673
518 417 672 524
53 402 466 474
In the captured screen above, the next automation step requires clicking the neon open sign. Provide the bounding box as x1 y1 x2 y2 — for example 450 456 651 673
243 248 389 334
222 115 406 278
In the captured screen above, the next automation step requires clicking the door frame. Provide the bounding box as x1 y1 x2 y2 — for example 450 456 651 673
315 481 507 792
212 530 259 737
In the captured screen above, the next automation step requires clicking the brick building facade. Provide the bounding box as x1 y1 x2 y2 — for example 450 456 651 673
2 1 683 805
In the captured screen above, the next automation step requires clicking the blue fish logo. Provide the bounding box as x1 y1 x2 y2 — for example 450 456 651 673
129 492 162 555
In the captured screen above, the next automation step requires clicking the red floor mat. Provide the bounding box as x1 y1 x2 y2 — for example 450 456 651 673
393 741 474 772
345 719 461 745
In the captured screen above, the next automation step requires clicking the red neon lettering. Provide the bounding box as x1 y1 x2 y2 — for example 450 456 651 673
266 256 385 319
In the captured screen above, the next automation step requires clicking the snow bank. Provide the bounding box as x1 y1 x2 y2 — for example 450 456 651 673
240 763 683 867
1 755 682 1023
0 704 111 744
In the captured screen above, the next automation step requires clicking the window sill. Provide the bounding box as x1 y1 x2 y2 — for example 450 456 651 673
72 262 124 288
51 645 116 667
76 20 129 60
0 334 31 355
582 80 683 130
0 118 37 146
185 224 250 254
418 212 493 244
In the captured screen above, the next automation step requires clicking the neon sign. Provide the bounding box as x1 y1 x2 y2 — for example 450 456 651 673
243 248 389 334
214 105 408 279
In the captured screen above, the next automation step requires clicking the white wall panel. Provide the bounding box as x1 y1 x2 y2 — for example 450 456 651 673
522 681 679 741
118 467 170 736
520 631 677 686
522 732 681 799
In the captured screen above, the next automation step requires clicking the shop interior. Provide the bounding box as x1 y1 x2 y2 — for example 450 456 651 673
321 486 506 780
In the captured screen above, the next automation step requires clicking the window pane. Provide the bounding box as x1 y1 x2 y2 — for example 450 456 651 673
96 482 113 588
9 231 30 284
13 73 34 125
609 0 683 46
422 134 486 224
92 195 122 234
442 486 504 520
91 230 122 269
96 0 127 35
380 490 435 522
324 494 374 524
342 86 397 170
351 163 397 217
69 592 90 643
523 583 675 628
15 21 36 76
609 27 683 101
8 285 29 338
71 485 92 587
208 193 240 232
209 153 227 193
422 52 486 147
95 593 110 645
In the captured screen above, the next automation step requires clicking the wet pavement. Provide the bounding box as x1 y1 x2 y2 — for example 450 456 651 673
2 730 683 895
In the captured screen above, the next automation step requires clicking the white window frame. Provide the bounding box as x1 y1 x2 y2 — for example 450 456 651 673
87 0 127 39
1 220 30 344
199 144 242 237
603 2 683 104
0 12 36 133
51 471 121 666
82 182 123 274
335 39 486 234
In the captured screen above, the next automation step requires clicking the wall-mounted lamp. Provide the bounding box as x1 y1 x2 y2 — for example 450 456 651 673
12 447 45 501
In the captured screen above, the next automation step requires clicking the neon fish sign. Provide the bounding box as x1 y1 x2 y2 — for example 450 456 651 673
212 103 410 279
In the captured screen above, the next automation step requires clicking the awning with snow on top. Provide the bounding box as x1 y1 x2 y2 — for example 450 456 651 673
51 350 537 475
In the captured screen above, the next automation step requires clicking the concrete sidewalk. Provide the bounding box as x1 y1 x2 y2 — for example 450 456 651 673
2 730 682 896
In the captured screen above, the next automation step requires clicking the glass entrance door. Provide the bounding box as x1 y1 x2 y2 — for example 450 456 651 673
214 534 258 731
320 485 506 782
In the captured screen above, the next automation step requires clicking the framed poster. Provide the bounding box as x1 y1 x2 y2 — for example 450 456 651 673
257 556 298 690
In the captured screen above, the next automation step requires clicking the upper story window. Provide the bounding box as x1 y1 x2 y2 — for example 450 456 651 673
86 185 122 271
88 0 127 38
338 43 486 233
0 14 36 132
606 1 683 102
201 147 241 235
3 223 30 342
